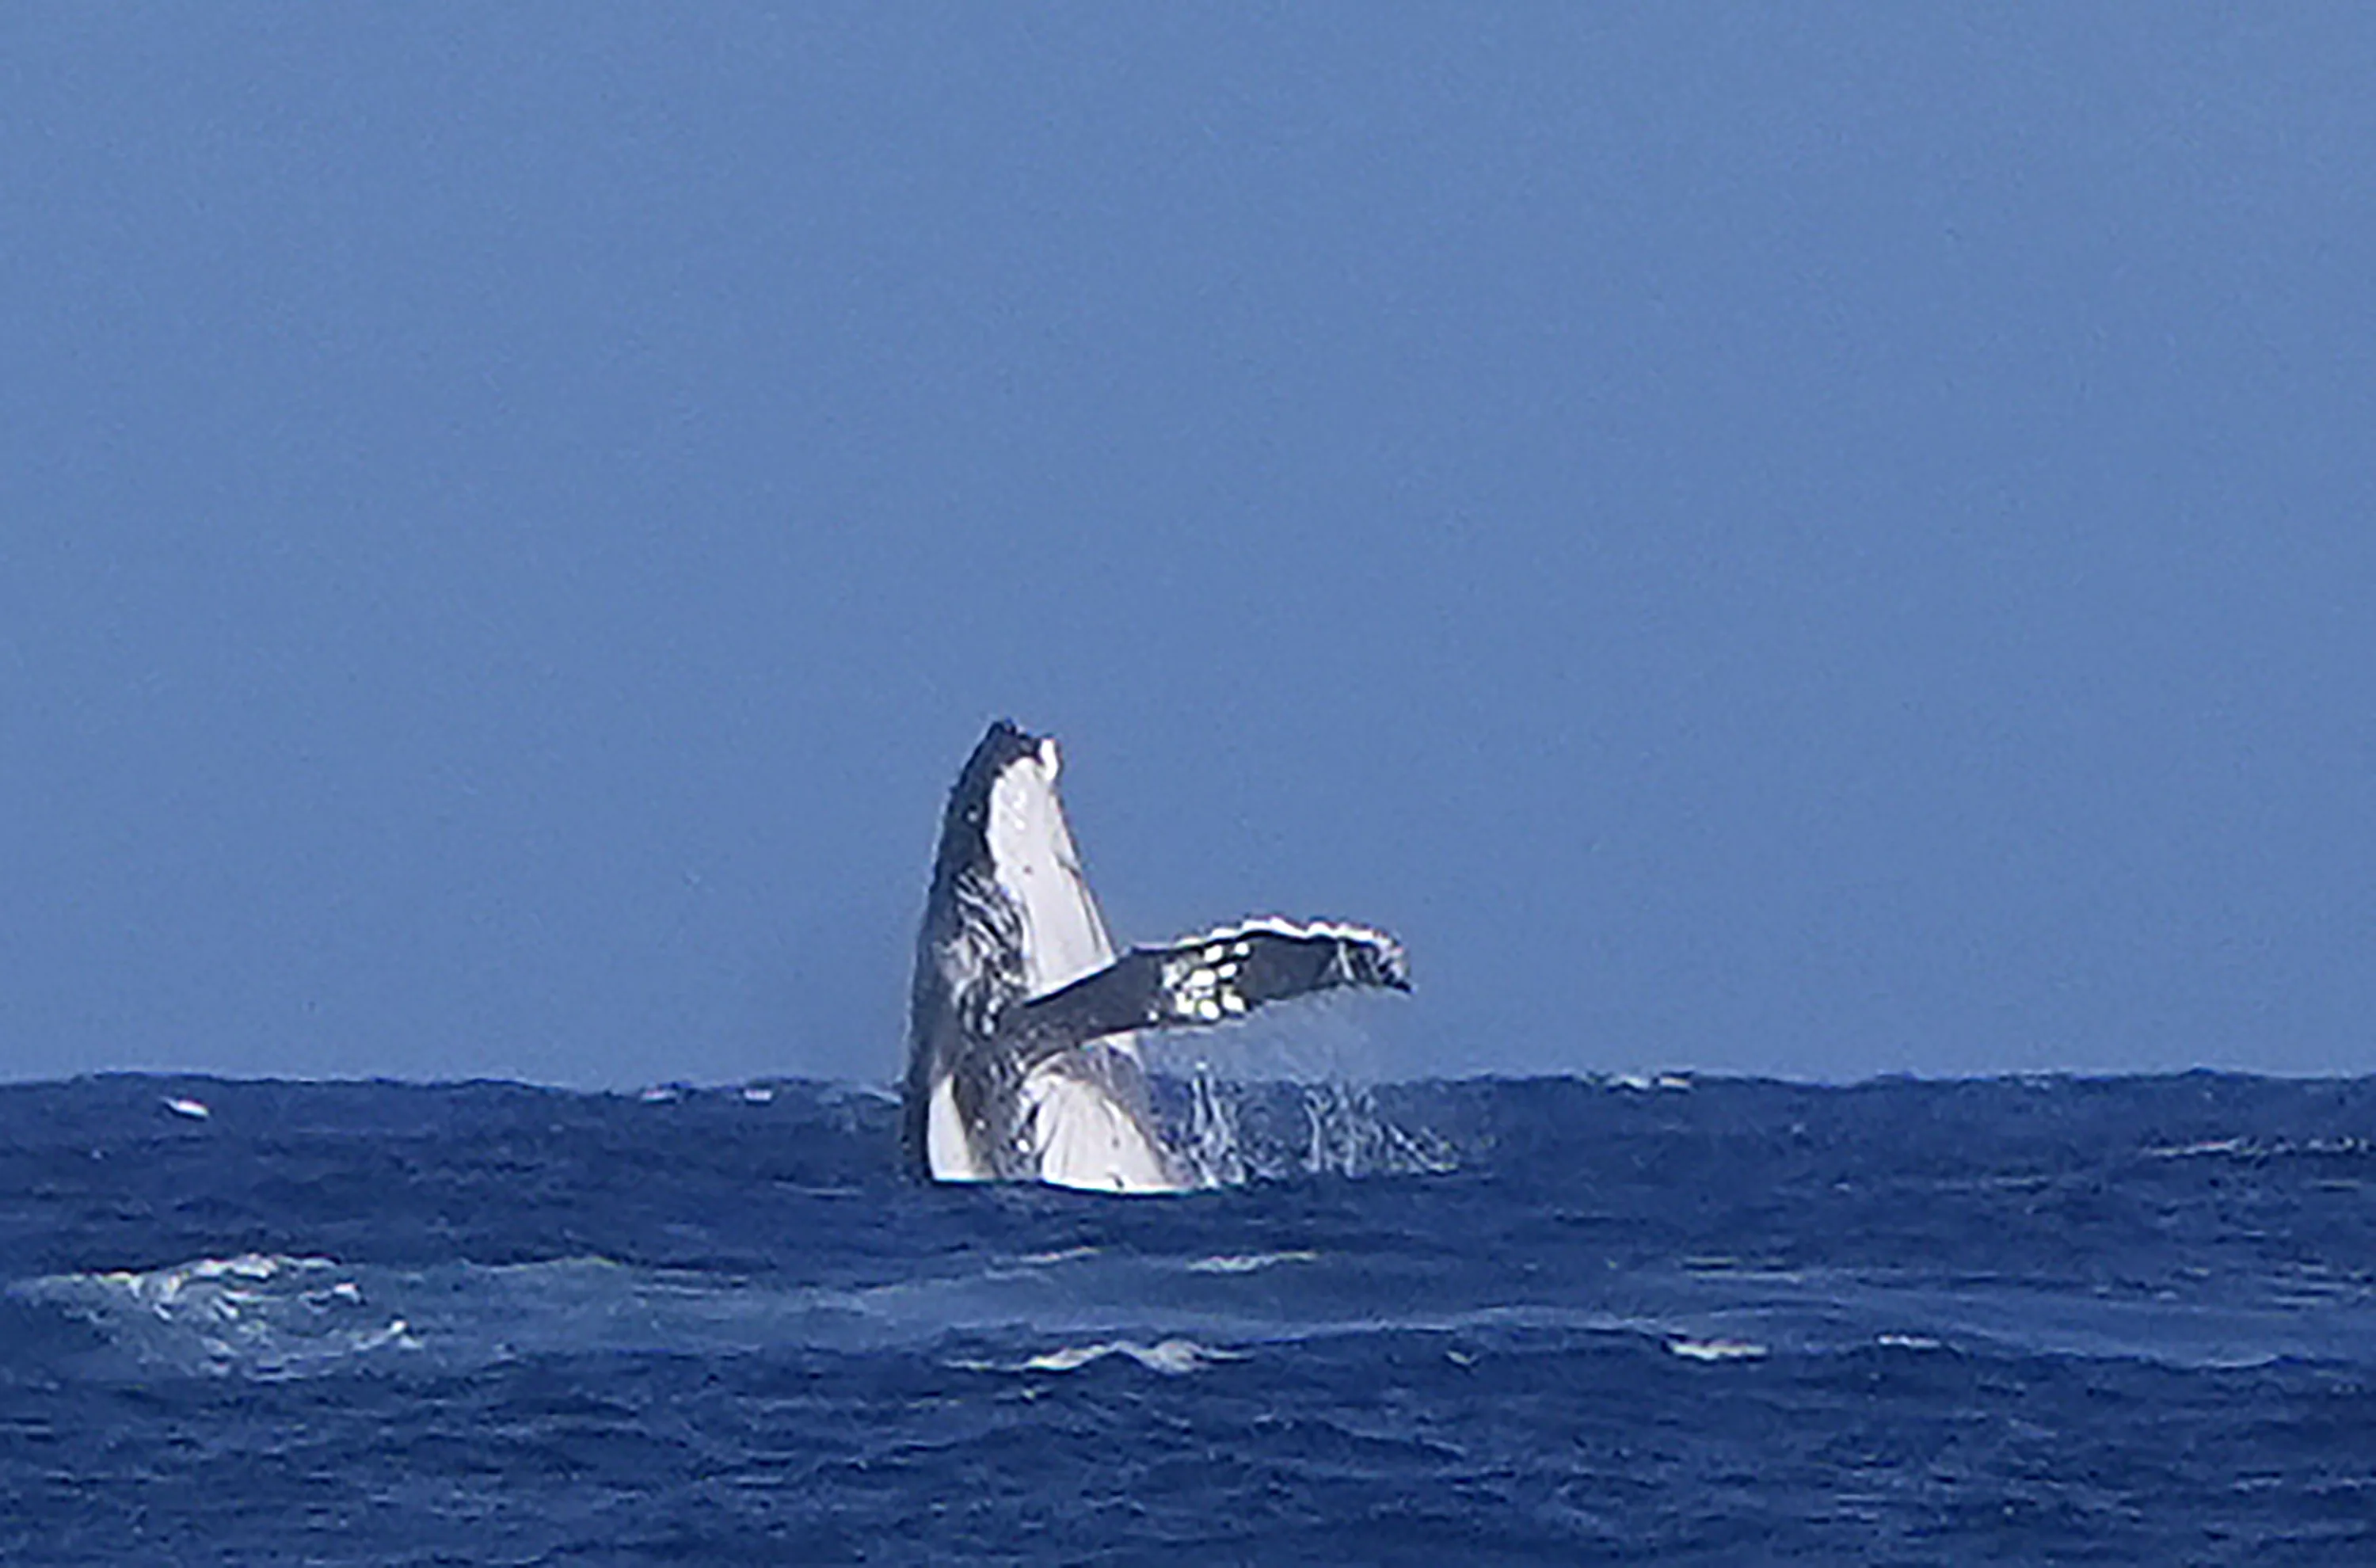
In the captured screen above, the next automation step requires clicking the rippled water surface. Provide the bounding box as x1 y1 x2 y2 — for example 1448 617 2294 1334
5 1071 2374 1563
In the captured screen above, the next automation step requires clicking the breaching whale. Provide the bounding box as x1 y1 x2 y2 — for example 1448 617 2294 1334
904 720 1410 1192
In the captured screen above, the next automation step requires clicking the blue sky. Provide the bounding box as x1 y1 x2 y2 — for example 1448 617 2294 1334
3 6 2371 1087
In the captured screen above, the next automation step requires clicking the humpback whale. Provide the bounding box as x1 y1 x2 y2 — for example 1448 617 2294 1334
904 720 1410 1192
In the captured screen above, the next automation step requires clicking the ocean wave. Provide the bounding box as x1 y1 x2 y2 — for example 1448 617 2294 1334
10 1073 2376 1392
2143 1134 2375 1161
952 1339 1249 1376
16 1244 2376 1383
14 1253 418 1379
1183 1250 1319 1274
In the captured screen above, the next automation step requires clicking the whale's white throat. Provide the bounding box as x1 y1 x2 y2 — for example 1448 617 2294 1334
985 740 1113 999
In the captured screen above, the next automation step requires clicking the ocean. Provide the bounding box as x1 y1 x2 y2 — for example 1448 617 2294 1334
3 1070 2372 1564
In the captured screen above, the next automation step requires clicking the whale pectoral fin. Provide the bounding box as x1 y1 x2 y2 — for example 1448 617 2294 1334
1009 920 1408 1046
1188 927 1410 1012
1004 949 1175 1051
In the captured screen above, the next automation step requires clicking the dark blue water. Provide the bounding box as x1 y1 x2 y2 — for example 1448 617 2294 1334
5 1071 2374 1564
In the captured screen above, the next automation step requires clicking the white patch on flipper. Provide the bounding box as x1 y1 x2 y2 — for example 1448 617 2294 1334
1161 914 1410 988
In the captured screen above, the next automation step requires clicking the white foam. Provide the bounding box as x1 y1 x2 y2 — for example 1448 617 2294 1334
1610 1073 1694 1093
1666 1337 1769 1363
969 1339 1247 1376
1184 1250 1319 1274
2148 1134 2373 1161
2149 1136 2250 1159
24 1253 417 1376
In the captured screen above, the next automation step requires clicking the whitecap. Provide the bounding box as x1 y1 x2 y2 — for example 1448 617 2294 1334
21 1253 413 1378
1666 1337 1769 1363
2148 1136 2250 1159
1184 1250 1319 1274
958 1339 1248 1376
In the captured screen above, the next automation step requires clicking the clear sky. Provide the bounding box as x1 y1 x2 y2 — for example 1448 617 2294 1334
3 6 2371 1087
